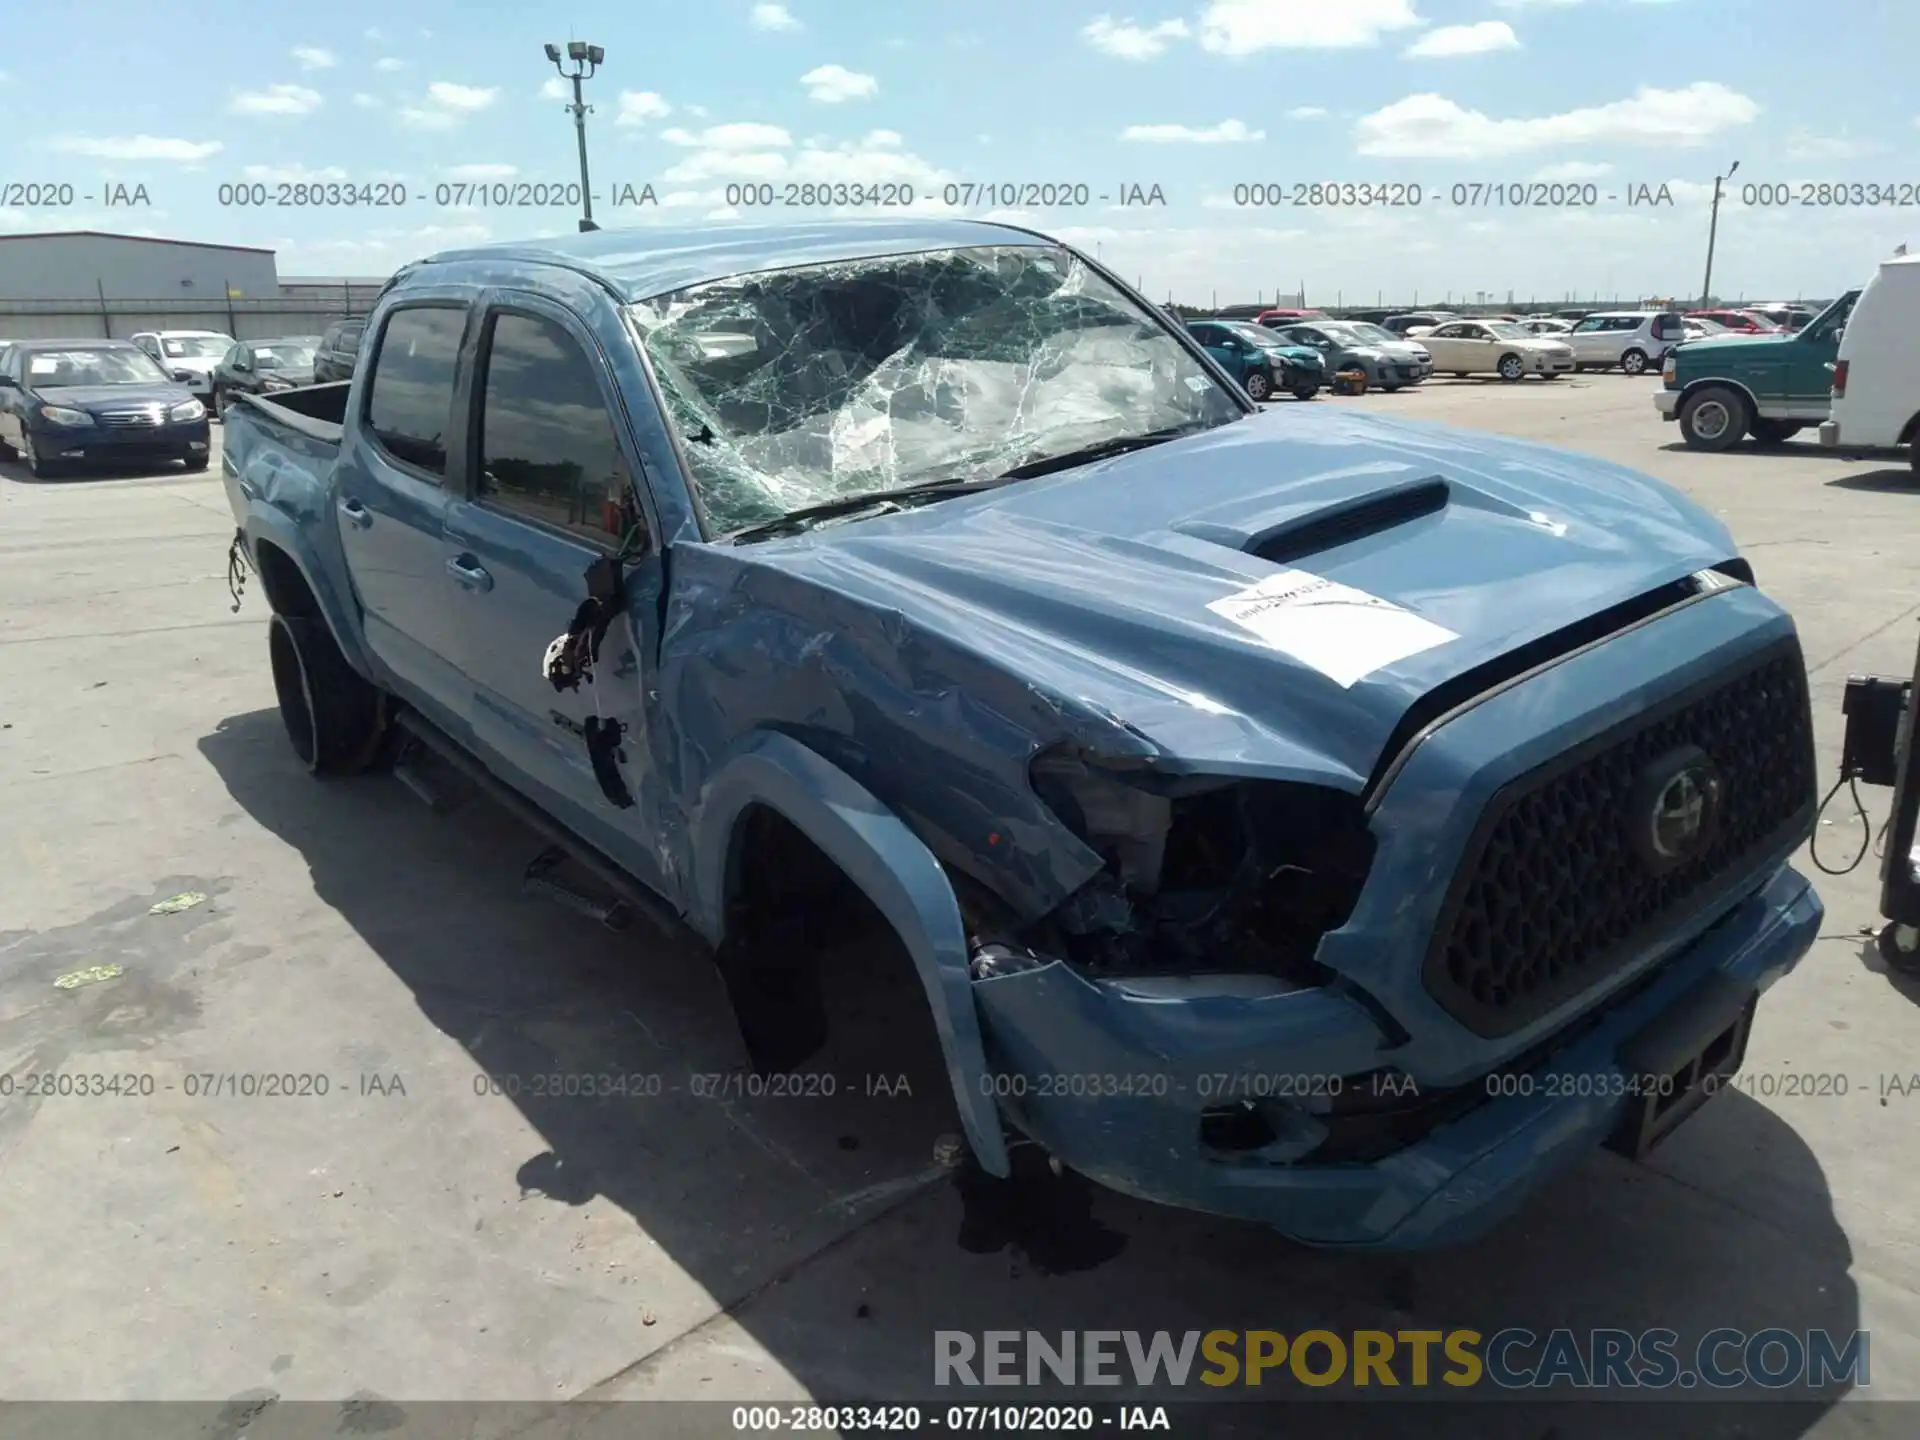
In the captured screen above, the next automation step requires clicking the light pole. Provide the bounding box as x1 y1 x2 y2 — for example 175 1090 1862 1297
1700 159 1739 306
545 40 605 233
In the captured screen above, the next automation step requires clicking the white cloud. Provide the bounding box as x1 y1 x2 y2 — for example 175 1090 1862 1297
352 93 381 108
662 122 794 149
445 163 517 179
399 81 497 129
1083 16 1191 59
1121 119 1264 143
1405 21 1518 57
292 46 336 70
801 64 877 103
243 163 349 183
1532 160 1612 180
374 57 407 72
616 91 672 125
427 81 497 111
231 84 324 116
51 134 224 162
1197 0 1421 53
1355 82 1757 157
541 77 568 100
1287 106 1328 119
1783 130 1881 160
655 125 949 196
751 2 800 29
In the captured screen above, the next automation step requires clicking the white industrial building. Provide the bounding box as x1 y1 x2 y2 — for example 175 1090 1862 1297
0 230 281 301
0 231 388 342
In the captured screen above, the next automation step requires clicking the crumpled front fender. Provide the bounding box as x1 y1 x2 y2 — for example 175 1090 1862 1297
689 729 1010 1176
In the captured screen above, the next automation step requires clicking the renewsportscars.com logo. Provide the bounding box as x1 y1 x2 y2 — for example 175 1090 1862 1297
934 1329 1869 1391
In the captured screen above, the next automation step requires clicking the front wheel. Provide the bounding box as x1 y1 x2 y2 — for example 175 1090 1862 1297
1750 419 1804 444
1620 348 1649 375
1244 371 1273 402
1497 354 1526 382
1678 385 1749 451
21 430 62 479
213 388 228 420
184 453 211 472
1879 922 1920 975
1292 382 1319 401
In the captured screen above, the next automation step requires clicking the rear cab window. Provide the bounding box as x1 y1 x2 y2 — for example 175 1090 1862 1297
474 312 647 551
363 305 467 480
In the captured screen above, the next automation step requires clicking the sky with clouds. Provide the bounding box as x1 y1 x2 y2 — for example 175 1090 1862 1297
4 0 1917 303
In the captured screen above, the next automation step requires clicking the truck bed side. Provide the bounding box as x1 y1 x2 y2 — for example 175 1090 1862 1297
220 381 379 678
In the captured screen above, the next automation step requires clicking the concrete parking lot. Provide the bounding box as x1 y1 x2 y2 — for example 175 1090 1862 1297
1 374 1916 1437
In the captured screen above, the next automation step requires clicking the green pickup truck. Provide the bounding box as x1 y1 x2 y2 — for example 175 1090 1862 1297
1655 291 1859 450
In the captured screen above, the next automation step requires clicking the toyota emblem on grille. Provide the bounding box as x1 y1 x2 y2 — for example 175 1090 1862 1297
1631 745 1723 873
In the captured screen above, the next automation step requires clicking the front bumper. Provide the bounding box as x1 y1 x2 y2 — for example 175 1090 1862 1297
1532 353 1576 374
974 866 1819 1249
971 586 1820 1249
34 419 211 466
1655 389 1681 419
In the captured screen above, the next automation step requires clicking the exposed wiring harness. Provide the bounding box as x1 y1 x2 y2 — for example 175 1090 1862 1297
1810 771 1890 876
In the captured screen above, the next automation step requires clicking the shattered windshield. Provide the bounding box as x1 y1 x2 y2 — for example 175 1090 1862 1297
627 244 1244 535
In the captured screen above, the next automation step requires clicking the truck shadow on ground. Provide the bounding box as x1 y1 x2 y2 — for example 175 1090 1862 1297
1825 467 1917 493
197 707 1868 1437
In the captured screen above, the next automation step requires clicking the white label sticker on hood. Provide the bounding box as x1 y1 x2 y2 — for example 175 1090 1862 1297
1207 569 1458 687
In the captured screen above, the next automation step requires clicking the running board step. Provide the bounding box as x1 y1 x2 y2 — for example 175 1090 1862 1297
524 846 633 930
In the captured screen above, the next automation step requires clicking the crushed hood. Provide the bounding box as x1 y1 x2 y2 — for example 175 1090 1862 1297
761 406 1739 788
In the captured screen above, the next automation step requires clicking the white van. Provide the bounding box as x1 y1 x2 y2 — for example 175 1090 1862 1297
1820 253 1920 474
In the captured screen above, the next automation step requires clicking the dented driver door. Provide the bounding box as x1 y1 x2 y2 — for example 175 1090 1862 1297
443 291 673 898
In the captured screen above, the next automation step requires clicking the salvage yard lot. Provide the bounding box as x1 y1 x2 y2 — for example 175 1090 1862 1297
1 374 1916 1436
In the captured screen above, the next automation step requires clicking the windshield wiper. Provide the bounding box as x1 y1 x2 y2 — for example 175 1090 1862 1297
723 471 1013 544
996 421 1219 481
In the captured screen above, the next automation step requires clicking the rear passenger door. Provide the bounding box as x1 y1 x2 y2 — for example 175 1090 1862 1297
334 301 475 726
444 293 670 887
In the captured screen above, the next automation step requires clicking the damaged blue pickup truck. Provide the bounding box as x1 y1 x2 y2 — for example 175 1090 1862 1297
221 219 1822 1249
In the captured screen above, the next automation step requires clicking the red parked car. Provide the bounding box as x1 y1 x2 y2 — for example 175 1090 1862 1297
1686 309 1780 333
1254 307 1325 327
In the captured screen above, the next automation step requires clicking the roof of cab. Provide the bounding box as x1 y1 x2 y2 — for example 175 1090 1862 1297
409 218 1053 303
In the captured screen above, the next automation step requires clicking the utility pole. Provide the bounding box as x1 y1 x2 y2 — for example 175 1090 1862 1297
1701 159 1739 306
546 40 606 232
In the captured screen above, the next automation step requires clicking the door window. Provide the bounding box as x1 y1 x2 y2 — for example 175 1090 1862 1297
364 306 466 480
476 312 646 550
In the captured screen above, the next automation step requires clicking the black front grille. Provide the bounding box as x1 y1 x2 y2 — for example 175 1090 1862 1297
1424 640 1816 1038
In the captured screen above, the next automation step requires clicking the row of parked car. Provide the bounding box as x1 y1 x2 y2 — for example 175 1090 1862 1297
0 327 342 477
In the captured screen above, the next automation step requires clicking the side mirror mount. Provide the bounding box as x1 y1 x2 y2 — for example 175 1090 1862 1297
0 374 17 389
171 369 194 383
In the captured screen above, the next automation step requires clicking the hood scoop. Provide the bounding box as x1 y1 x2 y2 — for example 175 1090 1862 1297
1246 476 1450 566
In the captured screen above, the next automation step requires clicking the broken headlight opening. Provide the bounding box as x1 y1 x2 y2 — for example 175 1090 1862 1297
1025 747 1376 983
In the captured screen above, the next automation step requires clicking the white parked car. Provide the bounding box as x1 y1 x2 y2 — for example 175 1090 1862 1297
1516 317 1572 337
1419 319 1576 381
1820 252 1920 476
1561 311 1687 375
127 329 236 408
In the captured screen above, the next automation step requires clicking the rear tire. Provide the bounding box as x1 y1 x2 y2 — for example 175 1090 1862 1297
267 612 387 775
1678 385 1749 451
1620 348 1649 375
1750 419 1804 444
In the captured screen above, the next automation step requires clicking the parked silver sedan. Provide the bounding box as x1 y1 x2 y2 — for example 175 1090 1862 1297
1276 320 1434 391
